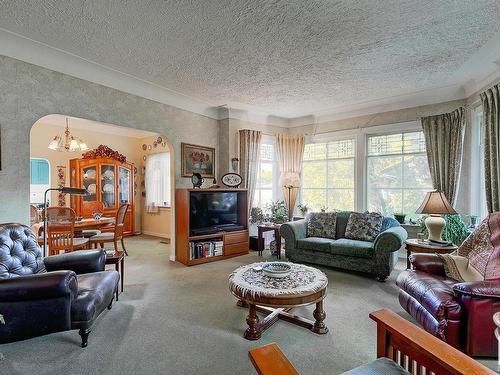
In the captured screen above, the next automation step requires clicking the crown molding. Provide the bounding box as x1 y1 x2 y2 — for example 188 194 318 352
0 28 222 120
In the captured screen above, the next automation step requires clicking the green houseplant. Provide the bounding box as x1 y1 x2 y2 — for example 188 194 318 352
266 200 288 224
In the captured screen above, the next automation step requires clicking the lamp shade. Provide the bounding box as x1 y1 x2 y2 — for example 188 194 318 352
280 172 301 188
415 191 456 215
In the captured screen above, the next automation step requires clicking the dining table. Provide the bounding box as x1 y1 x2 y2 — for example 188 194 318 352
33 216 115 244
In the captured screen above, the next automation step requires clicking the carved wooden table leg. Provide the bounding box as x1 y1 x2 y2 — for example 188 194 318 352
245 303 262 340
311 299 328 334
237 299 248 308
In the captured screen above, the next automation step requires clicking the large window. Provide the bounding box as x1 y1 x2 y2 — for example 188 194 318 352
301 139 355 211
145 152 171 207
253 142 277 208
30 158 50 204
366 131 432 219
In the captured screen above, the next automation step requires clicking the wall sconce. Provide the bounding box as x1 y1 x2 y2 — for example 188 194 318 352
231 157 239 172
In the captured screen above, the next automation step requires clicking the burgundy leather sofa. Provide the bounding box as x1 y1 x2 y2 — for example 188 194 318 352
397 253 500 357
0 223 119 347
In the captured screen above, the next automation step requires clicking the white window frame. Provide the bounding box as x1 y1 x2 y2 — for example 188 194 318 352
301 132 357 211
364 124 432 216
30 157 51 204
145 152 171 207
253 135 280 208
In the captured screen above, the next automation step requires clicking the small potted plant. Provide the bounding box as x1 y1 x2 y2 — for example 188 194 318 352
394 213 406 224
297 204 308 217
267 200 288 224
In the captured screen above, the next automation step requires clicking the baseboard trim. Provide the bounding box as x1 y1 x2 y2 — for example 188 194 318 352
142 230 170 239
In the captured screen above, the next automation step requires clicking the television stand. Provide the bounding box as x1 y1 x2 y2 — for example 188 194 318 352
175 188 249 266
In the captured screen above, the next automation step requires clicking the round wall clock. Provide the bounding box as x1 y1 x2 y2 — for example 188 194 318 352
191 173 203 188
221 173 242 188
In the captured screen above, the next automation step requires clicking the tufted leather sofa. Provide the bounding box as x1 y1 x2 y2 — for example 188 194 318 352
0 223 119 347
397 253 500 357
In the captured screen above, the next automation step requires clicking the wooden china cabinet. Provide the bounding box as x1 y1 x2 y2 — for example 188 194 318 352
69 157 135 235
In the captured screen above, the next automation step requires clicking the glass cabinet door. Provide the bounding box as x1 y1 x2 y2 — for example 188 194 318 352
118 166 131 204
82 165 97 202
101 165 116 208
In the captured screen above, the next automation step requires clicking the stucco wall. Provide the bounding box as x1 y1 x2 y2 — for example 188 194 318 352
0 55 219 225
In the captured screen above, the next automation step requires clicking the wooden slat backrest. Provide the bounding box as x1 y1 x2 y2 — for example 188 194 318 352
370 309 496 375
46 207 76 255
114 204 129 240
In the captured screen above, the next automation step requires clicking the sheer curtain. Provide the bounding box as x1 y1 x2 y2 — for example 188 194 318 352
421 107 466 205
145 152 171 212
276 134 305 219
239 129 262 213
481 84 500 213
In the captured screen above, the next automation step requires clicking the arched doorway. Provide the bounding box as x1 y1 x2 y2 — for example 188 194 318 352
29 114 176 260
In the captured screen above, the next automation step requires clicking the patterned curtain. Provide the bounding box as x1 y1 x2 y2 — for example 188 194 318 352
276 134 305 219
481 84 500 213
239 129 262 214
421 107 466 205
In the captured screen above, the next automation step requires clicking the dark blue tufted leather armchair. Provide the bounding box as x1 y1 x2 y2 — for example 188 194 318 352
0 223 119 347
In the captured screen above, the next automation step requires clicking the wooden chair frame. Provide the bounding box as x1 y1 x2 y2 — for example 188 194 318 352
90 204 129 255
248 309 496 375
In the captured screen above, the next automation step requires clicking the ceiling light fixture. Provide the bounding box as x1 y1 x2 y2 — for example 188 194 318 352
48 117 89 152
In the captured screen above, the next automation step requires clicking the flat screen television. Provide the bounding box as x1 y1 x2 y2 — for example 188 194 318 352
189 191 244 235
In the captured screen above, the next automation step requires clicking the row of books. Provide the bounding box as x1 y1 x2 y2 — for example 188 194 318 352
189 240 223 260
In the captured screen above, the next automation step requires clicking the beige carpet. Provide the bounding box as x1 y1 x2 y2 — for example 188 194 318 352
0 235 495 374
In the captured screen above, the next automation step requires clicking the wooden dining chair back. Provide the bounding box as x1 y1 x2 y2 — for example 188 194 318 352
46 207 89 256
46 207 76 256
89 204 129 255
81 201 104 218
30 205 39 226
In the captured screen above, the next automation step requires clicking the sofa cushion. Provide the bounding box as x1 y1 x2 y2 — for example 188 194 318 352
71 270 119 323
296 237 336 252
330 238 374 258
334 211 352 239
341 357 410 375
345 211 384 241
306 212 337 239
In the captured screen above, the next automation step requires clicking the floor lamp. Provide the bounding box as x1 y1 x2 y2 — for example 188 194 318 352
43 187 88 257
281 172 301 222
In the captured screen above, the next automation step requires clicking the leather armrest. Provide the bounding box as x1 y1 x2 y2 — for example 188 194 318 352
0 271 78 301
409 253 446 276
44 249 106 274
280 220 307 244
453 280 500 299
374 226 407 253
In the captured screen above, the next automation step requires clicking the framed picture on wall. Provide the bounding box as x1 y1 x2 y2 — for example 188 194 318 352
181 143 215 178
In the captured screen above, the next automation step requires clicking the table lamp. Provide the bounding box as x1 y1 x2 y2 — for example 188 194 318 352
43 187 88 256
415 191 456 242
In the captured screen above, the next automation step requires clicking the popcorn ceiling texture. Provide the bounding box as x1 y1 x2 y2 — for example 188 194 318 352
1 1 500 117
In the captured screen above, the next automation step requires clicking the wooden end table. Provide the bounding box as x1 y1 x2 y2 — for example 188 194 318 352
106 251 125 300
405 239 457 269
229 263 328 340
257 224 282 259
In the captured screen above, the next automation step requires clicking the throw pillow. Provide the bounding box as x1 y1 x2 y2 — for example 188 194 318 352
307 212 337 239
345 212 384 241
438 253 484 282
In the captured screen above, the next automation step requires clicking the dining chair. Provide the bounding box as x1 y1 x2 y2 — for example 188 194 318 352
80 201 107 238
89 204 129 256
46 207 89 256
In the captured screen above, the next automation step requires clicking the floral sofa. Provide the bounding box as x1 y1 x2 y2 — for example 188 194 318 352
280 211 407 281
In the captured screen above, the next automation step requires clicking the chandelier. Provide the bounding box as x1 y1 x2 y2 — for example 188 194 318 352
48 117 89 152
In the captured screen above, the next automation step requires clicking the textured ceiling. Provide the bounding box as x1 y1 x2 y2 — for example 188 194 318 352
1 0 500 118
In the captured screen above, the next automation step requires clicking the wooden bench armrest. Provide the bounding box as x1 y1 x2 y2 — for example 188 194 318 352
370 309 496 375
248 343 299 375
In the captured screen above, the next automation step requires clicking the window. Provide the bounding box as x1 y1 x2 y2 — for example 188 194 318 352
253 142 277 208
366 131 432 219
301 139 355 211
145 152 171 207
30 158 50 204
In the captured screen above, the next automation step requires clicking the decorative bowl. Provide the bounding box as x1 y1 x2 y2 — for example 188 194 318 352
262 262 292 278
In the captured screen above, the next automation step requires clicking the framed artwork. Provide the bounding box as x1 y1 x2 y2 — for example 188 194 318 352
181 143 215 178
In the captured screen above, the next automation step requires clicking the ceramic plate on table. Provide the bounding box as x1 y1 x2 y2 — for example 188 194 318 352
262 262 292 278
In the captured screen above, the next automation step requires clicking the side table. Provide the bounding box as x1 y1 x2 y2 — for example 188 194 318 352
106 251 125 300
405 239 457 269
257 224 282 259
